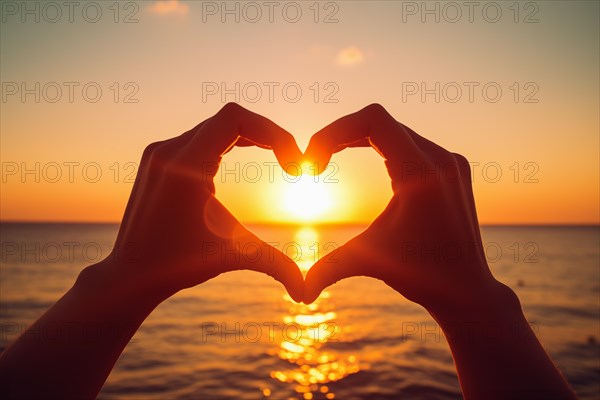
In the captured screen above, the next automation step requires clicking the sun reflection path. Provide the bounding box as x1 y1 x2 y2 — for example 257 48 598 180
294 227 321 274
267 227 362 399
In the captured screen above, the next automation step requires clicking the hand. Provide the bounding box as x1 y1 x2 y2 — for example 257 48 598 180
302 104 577 400
303 103 498 313
102 103 304 302
0 103 307 400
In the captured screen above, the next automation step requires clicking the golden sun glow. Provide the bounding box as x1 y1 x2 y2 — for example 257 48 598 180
294 227 319 273
283 163 333 221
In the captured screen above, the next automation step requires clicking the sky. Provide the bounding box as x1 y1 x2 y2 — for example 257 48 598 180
1 0 598 224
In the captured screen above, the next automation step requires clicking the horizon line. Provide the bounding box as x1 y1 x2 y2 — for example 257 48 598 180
1 220 599 228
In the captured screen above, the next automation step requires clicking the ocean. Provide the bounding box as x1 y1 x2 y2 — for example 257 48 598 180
1 223 599 399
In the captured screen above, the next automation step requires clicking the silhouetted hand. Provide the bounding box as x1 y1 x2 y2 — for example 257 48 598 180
302 104 577 400
303 103 492 312
0 104 308 400
108 103 304 302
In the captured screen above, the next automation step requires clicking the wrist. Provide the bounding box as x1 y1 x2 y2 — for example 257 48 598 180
75 258 170 319
427 278 525 335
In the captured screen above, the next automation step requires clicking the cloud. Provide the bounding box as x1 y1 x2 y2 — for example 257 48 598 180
147 0 189 16
337 46 365 66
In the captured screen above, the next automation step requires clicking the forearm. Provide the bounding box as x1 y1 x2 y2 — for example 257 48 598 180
0 259 165 400
429 280 576 400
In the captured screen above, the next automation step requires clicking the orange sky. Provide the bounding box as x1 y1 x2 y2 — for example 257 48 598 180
1 1 598 224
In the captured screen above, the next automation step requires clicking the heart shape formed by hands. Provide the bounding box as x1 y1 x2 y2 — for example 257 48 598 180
116 102 491 313
205 103 489 314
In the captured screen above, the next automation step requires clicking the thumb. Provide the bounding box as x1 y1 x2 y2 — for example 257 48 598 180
234 233 305 303
204 197 304 302
304 238 371 304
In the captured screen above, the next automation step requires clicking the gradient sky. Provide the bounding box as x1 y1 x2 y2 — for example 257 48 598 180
1 0 598 224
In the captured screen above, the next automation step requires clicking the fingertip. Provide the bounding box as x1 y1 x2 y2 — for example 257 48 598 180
281 160 304 177
288 285 305 304
273 134 304 177
303 265 326 304
302 288 320 305
273 251 305 303
303 242 366 303
301 153 331 176
302 130 334 175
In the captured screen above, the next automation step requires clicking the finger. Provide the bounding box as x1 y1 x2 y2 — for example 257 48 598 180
303 103 420 174
303 237 373 304
234 234 305 303
204 197 304 302
222 137 269 155
234 137 269 149
170 120 211 146
400 124 450 158
331 137 371 153
193 103 303 174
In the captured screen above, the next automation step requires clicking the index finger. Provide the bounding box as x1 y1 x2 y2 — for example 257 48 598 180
303 103 421 174
193 103 303 175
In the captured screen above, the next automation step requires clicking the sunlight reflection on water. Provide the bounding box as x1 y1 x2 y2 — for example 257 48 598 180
268 227 363 399
2 224 598 399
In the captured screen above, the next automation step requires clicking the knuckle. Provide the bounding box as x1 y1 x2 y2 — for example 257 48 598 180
141 142 161 162
452 152 472 178
452 152 469 167
218 102 243 119
363 103 389 119
141 140 174 174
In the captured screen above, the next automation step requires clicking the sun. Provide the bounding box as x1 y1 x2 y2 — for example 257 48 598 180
283 163 333 221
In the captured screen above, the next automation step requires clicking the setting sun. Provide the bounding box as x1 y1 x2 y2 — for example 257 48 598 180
283 163 333 221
